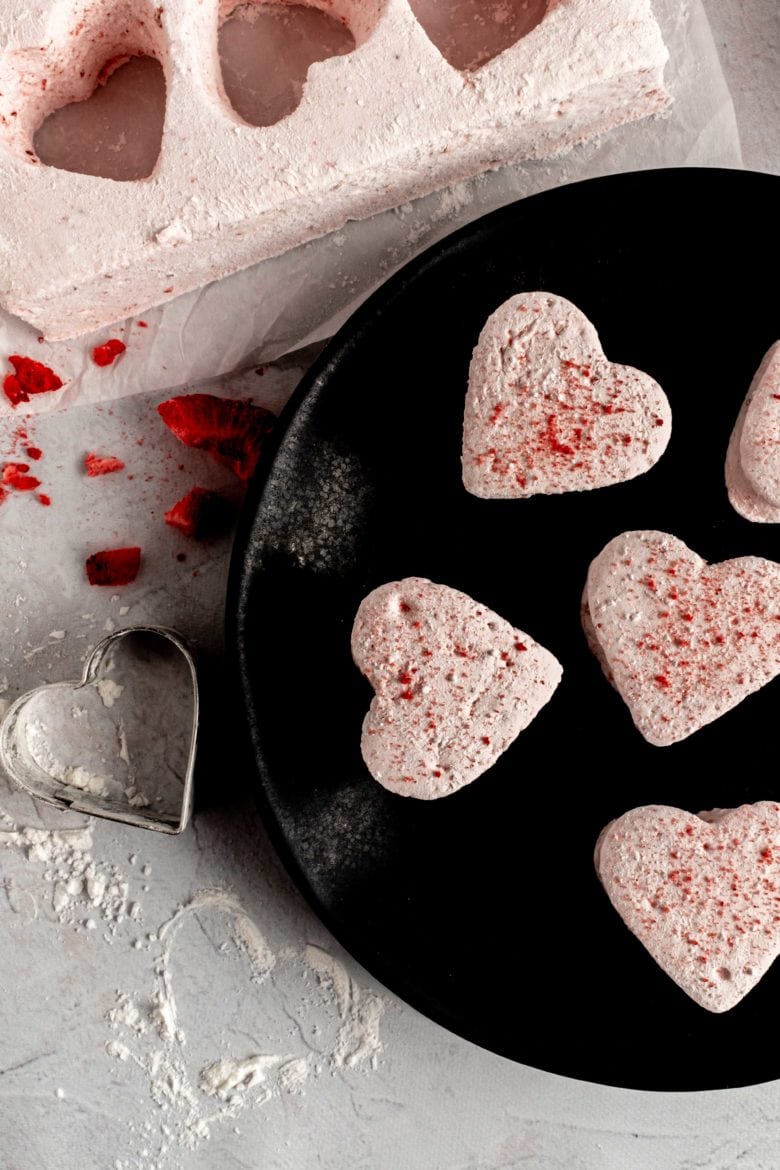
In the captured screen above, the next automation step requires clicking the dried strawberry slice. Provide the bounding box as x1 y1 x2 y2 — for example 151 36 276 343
157 394 275 481
92 339 126 367
164 487 235 540
86 547 141 587
3 356 64 407
84 453 125 477
3 462 41 491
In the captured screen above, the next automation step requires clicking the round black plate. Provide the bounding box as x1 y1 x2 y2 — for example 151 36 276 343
230 169 780 1091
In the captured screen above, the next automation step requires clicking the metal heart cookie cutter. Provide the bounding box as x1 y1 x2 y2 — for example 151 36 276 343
0 626 197 834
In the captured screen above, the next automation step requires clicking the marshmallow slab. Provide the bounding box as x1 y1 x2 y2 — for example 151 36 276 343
725 342 780 523
351 577 562 798
462 292 671 498
0 0 669 339
583 530 780 746
596 802 780 1012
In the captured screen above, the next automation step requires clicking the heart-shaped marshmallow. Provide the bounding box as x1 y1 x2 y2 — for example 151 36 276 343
726 342 780 523
462 292 671 498
351 577 562 798
583 530 780 746
0 628 197 833
596 802 780 1012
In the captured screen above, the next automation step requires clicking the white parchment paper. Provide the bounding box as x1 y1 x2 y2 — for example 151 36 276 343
0 0 741 419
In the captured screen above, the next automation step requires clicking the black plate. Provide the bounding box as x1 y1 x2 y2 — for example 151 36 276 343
229 169 780 1091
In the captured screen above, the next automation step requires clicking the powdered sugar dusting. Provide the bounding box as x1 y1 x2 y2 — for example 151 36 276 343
97 678 124 708
4 822 132 930
102 888 385 1165
306 943 351 1018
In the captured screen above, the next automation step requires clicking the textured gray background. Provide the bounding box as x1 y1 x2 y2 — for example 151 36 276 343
0 2 778 1167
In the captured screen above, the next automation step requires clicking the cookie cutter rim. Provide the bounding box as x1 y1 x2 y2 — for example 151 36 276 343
0 625 198 835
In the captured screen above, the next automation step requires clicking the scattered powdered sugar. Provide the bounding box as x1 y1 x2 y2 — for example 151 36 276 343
306 942 351 1017
0 821 93 863
23 718 110 796
0 806 135 932
199 1054 284 1102
231 902 276 980
277 1056 310 1095
97 679 124 709
105 888 385 1166
106 1039 131 1062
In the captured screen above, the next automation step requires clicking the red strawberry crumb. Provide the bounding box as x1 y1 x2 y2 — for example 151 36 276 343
164 487 234 540
84 452 125 477
92 339 126 367
3 462 41 491
25 447 42 461
86 547 141 586
3 356 63 407
157 394 275 481
38 493 51 506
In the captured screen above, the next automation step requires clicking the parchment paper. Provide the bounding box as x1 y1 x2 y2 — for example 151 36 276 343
0 0 741 419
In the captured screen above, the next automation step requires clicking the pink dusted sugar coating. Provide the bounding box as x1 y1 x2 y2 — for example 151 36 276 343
596 802 780 1012
462 293 671 499
726 342 780 523
351 577 562 798
584 530 780 746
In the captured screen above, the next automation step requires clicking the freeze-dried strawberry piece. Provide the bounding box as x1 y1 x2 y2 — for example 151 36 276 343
92 339 126 367
3 356 63 407
86 547 141 586
84 452 125 477
164 487 235 539
157 394 275 481
3 462 41 491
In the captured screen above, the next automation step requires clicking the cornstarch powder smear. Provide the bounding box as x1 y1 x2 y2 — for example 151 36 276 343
0 794 385 1169
103 890 385 1168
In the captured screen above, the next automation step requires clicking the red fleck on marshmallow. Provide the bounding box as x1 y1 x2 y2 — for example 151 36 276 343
596 802 780 1012
725 342 780 523
583 530 780 746
462 292 671 498
351 577 562 799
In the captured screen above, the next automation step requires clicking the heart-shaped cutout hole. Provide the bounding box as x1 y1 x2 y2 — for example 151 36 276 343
33 54 166 181
219 2 356 128
0 628 197 833
408 0 550 72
